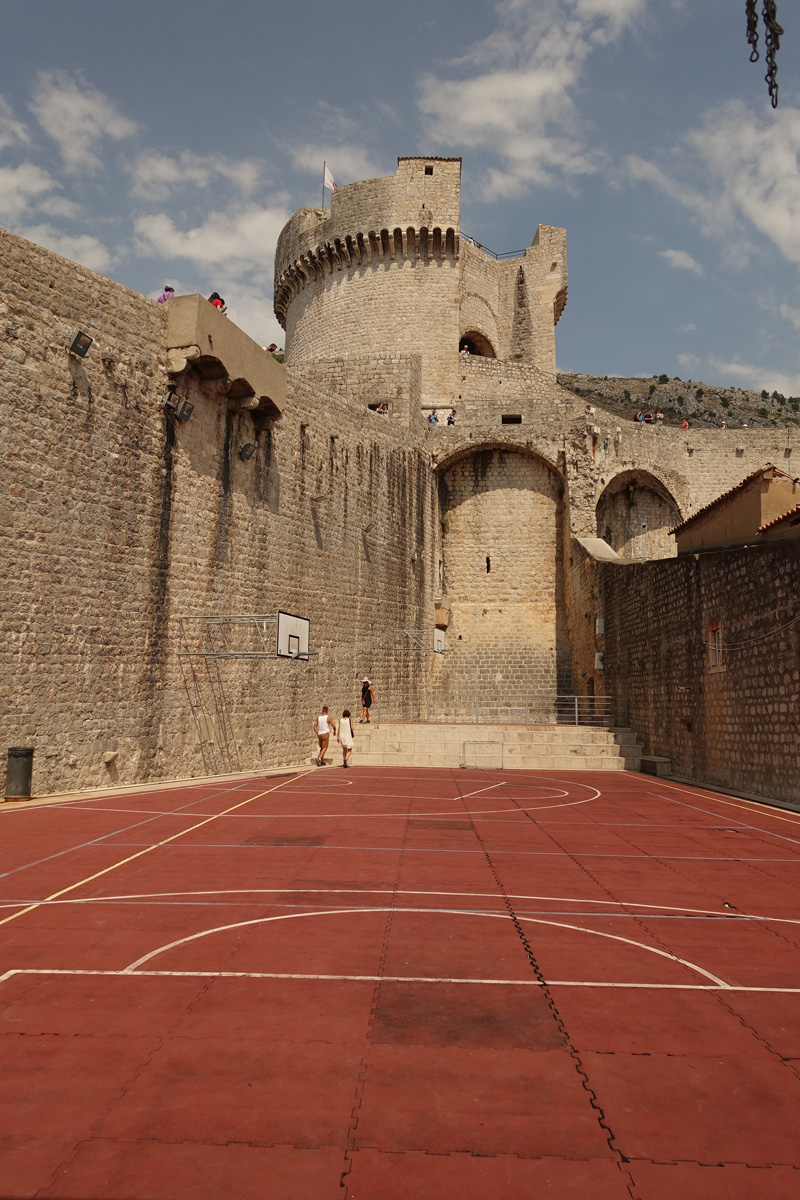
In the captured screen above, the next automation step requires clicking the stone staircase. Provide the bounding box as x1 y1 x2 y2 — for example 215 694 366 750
351 722 642 771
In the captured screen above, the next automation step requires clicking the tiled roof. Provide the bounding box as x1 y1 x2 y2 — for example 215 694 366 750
758 502 800 533
669 463 797 536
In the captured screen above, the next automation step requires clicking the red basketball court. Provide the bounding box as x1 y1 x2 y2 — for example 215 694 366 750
2 767 799 1198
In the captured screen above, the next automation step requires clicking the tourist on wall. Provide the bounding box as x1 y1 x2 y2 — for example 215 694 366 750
208 292 227 314
360 678 375 724
428 411 438 426
447 409 456 425
157 286 175 303
655 409 664 425
338 710 355 767
312 706 336 766
682 418 689 430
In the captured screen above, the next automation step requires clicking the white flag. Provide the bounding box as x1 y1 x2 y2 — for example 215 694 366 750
323 165 338 191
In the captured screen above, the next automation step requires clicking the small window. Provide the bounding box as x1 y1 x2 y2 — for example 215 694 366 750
501 414 522 425
708 620 724 670
424 165 433 176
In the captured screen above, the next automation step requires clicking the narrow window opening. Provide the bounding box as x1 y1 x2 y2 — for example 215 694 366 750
486 556 491 573
424 165 433 176
501 414 522 425
708 620 723 669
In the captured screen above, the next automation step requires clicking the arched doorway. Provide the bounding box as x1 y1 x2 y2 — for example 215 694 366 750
596 471 682 560
459 330 496 358
436 446 571 697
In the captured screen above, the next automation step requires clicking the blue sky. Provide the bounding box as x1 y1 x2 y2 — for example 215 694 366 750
1 0 798 392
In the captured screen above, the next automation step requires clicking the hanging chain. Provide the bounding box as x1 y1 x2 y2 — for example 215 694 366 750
746 0 759 61
746 1 783 108
762 1 784 108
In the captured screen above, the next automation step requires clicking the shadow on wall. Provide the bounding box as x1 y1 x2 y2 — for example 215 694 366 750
179 655 242 776
596 471 682 561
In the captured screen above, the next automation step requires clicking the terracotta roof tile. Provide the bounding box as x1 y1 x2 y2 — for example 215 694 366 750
758 502 800 533
668 463 798 536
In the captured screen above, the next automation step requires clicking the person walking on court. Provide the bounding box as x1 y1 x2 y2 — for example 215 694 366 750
360 677 375 724
338 709 355 767
312 706 336 766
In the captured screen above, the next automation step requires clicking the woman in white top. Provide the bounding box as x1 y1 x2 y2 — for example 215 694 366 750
338 709 355 767
312 706 336 766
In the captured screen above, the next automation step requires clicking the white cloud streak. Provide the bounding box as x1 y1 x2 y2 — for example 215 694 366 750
628 101 800 268
129 151 263 201
0 163 55 220
0 95 29 151
15 223 112 272
659 248 704 275
418 0 645 196
29 70 136 172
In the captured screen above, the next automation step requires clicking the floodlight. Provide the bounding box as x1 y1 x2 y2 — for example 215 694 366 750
164 387 194 423
362 521 374 533
239 443 256 461
68 331 93 357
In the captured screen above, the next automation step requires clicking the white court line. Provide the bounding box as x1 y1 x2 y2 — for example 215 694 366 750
2 967 798 993
121 905 730 987
9 885 797 925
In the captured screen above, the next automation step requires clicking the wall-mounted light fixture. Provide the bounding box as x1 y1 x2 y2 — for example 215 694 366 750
164 384 194 423
310 492 327 501
362 521 374 533
68 331 93 357
411 550 418 562
239 443 256 461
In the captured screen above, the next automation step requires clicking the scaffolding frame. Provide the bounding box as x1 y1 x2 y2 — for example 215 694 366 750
176 615 280 659
399 629 450 654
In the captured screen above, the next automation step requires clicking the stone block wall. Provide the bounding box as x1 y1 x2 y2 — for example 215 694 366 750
1 228 434 796
600 541 800 805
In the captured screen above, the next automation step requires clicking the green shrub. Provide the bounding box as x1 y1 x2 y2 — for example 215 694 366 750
758 407 769 417
623 389 630 401
658 374 669 384
792 401 799 412
761 389 769 398
649 384 656 396
675 395 684 406
721 397 730 408
695 388 703 398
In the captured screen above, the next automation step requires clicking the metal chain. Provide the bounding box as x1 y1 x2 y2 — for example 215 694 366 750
746 0 759 61
746 1 783 108
762 0 784 108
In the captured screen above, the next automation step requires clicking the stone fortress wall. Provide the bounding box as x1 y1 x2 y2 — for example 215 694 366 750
2 154 798 802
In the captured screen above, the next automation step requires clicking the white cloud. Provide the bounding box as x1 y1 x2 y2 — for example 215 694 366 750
677 353 699 369
0 163 55 220
659 248 704 275
290 144 382 186
0 95 29 151
708 355 800 397
16 223 112 272
129 151 262 201
678 323 698 332
418 0 645 196
29 70 136 172
779 304 800 332
36 195 82 219
628 101 800 268
134 203 290 269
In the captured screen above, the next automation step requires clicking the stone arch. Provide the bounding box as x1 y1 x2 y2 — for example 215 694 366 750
435 444 571 697
596 469 682 560
459 330 496 358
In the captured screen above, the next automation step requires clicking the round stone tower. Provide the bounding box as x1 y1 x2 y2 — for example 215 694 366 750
274 156 568 405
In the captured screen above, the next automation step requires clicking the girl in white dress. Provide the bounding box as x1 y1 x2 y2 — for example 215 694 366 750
338 709 354 767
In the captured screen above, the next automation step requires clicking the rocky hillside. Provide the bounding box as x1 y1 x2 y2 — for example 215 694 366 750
558 372 800 430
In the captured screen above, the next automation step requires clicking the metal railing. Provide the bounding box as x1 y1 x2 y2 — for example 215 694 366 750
459 232 526 260
374 693 622 727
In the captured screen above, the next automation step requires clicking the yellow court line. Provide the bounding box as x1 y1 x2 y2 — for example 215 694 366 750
0 771 312 931
654 778 800 828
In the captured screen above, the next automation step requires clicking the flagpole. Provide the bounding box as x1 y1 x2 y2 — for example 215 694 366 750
322 160 326 208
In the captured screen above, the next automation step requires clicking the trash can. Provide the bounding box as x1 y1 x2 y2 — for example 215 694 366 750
5 747 34 801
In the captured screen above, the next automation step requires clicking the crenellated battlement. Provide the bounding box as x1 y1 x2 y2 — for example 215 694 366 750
274 223 460 326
